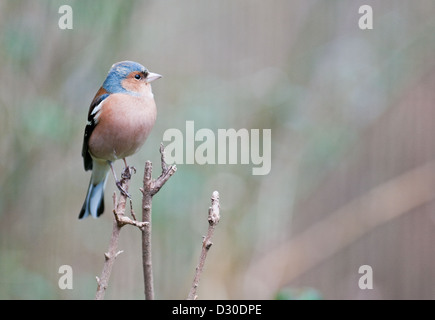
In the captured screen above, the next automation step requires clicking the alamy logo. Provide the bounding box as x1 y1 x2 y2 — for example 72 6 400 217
58 5 73 30
58 265 73 290
163 121 271 175
358 265 373 290
358 5 373 30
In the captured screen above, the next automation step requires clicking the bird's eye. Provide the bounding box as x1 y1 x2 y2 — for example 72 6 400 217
135 74 142 80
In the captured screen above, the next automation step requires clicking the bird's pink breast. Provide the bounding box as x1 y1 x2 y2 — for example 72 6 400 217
88 93 157 161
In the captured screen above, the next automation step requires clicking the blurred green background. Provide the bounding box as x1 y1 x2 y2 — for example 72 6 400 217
1 0 435 299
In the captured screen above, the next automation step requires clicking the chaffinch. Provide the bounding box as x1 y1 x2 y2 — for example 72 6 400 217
79 61 162 219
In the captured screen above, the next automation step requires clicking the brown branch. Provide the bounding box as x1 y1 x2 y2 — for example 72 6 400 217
187 191 220 300
141 161 154 300
140 143 177 300
95 167 145 300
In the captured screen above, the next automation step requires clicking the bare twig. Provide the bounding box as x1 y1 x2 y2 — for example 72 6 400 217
187 191 220 300
95 210 123 300
95 166 144 300
141 161 154 300
140 143 177 300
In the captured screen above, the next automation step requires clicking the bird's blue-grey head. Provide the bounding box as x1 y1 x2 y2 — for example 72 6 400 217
102 61 161 94
102 61 147 94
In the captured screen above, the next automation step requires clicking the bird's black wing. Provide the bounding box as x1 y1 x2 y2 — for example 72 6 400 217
82 92 109 171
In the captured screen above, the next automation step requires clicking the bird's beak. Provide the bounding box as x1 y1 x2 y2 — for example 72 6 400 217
146 72 162 83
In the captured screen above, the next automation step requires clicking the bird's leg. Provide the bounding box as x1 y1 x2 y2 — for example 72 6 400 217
121 158 136 180
108 161 131 198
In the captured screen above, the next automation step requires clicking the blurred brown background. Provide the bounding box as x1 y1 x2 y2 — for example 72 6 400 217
0 0 435 299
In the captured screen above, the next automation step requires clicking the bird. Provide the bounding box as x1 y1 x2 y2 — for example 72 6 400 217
79 61 162 219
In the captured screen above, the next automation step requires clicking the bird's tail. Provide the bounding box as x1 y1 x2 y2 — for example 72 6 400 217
79 160 109 219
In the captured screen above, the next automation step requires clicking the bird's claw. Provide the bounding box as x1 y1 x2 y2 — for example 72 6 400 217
116 180 131 198
121 166 136 180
